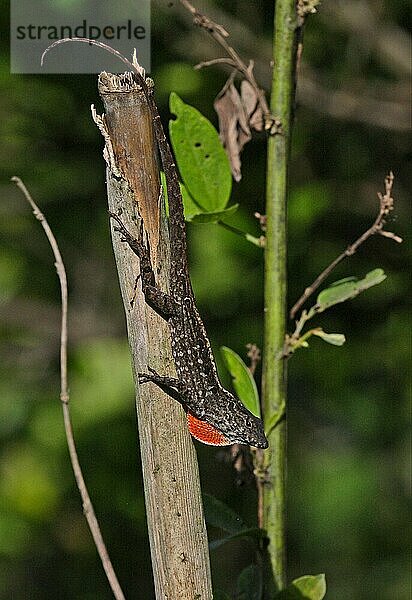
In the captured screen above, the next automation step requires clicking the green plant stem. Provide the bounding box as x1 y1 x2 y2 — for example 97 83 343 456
262 0 300 592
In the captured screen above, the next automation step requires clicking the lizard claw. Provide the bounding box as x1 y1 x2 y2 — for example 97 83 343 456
148 366 161 377
138 372 151 383
138 368 163 383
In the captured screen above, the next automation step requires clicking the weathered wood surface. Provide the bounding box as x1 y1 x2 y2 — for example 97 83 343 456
97 72 212 600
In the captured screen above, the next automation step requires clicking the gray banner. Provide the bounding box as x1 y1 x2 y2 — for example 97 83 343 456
11 0 151 74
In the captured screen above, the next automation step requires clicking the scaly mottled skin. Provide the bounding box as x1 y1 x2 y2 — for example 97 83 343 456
110 75 268 449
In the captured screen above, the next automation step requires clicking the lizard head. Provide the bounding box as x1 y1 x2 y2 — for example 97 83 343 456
188 389 269 449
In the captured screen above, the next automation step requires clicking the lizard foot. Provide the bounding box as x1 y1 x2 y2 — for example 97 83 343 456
138 368 182 402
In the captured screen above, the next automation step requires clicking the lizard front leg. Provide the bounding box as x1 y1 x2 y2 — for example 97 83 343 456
109 212 177 319
139 369 231 446
139 369 234 446
138 367 185 404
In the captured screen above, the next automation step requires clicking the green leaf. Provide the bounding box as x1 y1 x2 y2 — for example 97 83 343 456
203 493 247 534
169 92 232 211
276 574 326 600
180 181 239 222
209 527 266 551
221 346 261 418
180 181 203 219
203 494 266 551
363 268 388 285
236 564 262 600
313 330 346 346
164 166 238 223
188 204 239 223
316 269 387 312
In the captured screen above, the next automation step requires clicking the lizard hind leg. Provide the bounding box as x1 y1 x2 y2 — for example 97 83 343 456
109 212 177 319
109 211 146 259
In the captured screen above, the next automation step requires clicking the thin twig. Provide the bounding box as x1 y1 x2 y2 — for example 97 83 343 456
12 177 126 600
179 0 281 133
290 172 402 319
282 308 318 358
194 57 238 70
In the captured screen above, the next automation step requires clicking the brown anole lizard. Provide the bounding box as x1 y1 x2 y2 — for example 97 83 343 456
110 72 268 449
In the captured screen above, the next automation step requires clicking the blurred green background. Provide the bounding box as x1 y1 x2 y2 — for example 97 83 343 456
0 1 410 598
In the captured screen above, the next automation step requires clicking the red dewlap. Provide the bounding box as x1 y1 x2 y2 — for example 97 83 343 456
187 413 231 446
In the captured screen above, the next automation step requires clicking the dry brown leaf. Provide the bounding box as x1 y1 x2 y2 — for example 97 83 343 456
241 79 264 132
214 65 267 182
214 80 251 181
